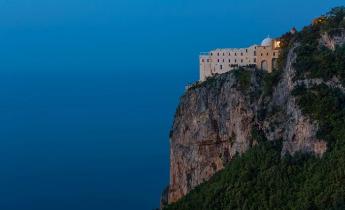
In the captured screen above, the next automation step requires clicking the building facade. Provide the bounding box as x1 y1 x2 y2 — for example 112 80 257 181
199 37 281 81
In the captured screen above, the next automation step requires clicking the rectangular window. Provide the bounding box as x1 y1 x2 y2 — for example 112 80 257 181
267 53 269 56
241 53 243 56
241 59 243 63
254 58 256 62
218 59 220 62
220 65 223 70
246 49 248 52
228 59 231 62
273 52 276 56
223 53 225 56
235 53 237 56
235 59 237 63
254 51 256 56
202 59 204 62
223 59 225 62
229 53 231 56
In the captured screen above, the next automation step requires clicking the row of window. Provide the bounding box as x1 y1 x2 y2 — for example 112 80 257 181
210 47 272 57
202 58 257 63
211 52 250 56
202 52 277 62
260 52 277 56
209 51 276 57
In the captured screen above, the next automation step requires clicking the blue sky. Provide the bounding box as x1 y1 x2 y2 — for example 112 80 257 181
0 1 343 210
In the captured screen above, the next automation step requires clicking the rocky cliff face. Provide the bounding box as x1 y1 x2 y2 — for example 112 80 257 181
166 50 321 204
168 71 262 204
262 45 327 157
320 28 345 51
164 28 345 206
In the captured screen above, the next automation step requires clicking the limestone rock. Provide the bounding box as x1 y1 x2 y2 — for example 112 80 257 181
320 28 345 50
168 71 260 203
164 30 345 205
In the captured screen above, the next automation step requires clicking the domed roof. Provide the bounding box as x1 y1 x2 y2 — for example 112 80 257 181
261 37 273 46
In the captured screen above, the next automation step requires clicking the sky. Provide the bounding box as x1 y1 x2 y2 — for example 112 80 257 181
0 1 344 210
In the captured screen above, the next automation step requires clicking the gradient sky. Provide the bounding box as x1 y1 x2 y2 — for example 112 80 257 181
0 1 344 210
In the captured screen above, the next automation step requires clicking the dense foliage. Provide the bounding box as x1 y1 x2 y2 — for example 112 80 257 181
292 6 345 149
294 7 345 84
165 7 345 210
292 84 345 148
165 139 345 210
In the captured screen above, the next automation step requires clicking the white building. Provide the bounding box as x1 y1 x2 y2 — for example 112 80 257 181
199 37 281 81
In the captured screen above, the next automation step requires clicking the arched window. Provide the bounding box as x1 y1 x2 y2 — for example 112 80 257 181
261 60 268 71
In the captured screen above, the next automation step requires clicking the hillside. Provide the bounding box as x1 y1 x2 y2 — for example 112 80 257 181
163 7 345 210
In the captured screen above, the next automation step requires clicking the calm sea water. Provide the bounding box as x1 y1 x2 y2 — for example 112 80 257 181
0 69 184 210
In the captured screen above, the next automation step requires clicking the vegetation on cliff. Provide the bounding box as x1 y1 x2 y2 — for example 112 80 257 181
165 7 345 210
165 139 345 210
292 7 345 149
293 7 345 84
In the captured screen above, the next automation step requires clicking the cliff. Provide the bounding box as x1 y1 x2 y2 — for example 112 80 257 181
168 70 262 203
162 7 345 208
167 46 327 204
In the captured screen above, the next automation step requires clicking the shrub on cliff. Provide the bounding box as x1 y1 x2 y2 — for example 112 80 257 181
233 68 252 92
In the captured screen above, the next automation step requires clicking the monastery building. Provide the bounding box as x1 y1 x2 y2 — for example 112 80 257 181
199 37 281 81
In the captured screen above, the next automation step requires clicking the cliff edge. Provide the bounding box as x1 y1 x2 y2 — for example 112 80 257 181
162 7 345 208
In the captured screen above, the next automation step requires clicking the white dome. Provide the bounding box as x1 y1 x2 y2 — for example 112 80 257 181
261 37 273 46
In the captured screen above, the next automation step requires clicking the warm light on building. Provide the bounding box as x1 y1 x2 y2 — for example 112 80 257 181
274 40 281 49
